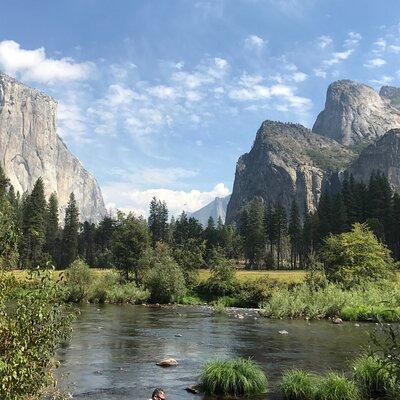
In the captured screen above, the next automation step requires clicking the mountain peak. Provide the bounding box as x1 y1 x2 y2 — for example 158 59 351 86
312 79 400 145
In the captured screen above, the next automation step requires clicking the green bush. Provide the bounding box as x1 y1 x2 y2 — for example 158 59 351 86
64 259 94 302
199 358 268 396
203 253 236 297
341 305 400 322
235 277 274 308
353 355 395 398
315 373 360 400
0 269 73 399
106 281 149 304
140 245 186 303
320 223 396 289
281 369 317 400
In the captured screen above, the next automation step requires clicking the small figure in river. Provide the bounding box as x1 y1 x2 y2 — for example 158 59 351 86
151 388 166 400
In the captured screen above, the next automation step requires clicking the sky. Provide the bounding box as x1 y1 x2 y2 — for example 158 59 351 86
1 0 400 217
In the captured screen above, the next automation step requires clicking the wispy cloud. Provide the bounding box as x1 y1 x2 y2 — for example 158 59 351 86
245 34 266 50
364 57 386 68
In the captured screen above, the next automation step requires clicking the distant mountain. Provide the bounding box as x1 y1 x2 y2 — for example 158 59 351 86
189 195 231 226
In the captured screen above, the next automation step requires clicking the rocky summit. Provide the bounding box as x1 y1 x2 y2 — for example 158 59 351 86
313 80 400 145
0 73 106 222
225 120 355 224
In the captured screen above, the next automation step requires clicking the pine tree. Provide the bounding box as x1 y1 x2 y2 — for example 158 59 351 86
148 197 169 247
240 197 266 269
0 165 9 198
288 199 301 269
44 192 60 265
79 221 96 266
61 193 79 267
273 201 287 269
21 178 47 268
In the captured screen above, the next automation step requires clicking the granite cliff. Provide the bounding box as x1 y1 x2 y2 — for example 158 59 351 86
225 121 355 224
0 73 106 221
313 80 400 145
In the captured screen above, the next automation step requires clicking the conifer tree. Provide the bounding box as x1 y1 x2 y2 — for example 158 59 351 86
61 193 79 267
44 192 60 265
21 178 47 268
240 197 266 268
288 199 301 269
273 201 287 269
148 197 169 247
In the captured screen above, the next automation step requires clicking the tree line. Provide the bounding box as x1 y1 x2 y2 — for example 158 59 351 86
238 171 400 269
1 163 399 273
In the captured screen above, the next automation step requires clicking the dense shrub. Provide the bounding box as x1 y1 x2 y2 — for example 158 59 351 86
0 269 73 399
281 369 317 400
140 245 186 303
320 223 396 288
203 252 236 297
199 358 268 396
234 277 275 308
314 373 360 400
64 259 93 302
106 281 149 304
353 355 395 398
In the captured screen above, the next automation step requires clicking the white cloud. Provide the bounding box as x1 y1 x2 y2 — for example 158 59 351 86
106 84 143 106
148 85 179 99
323 49 353 66
317 35 333 49
373 38 386 51
291 71 308 82
389 45 400 53
245 35 266 49
314 68 327 78
344 32 362 48
0 40 94 84
370 75 393 86
228 83 311 111
363 57 387 68
103 182 230 217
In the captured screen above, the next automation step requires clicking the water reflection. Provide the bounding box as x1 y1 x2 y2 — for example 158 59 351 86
56 305 371 400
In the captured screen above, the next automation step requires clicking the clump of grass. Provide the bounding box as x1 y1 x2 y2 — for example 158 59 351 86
106 281 149 304
353 355 395 398
281 369 317 400
212 302 228 315
315 373 360 400
199 358 268 396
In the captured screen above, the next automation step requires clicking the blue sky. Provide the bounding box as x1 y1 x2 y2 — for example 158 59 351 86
1 0 400 216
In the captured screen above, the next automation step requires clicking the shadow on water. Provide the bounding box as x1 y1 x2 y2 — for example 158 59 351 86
55 304 372 400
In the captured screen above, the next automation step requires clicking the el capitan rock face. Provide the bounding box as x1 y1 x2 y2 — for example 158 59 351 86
345 129 400 187
0 73 106 222
225 121 355 224
312 80 400 145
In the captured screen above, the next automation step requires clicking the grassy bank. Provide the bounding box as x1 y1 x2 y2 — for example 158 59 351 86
7 267 400 322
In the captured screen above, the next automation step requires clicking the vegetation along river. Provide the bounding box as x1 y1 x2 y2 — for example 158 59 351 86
56 304 373 400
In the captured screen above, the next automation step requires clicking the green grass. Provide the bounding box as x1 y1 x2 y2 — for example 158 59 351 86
198 269 307 284
281 369 317 400
199 358 268 396
353 355 395 398
314 373 360 400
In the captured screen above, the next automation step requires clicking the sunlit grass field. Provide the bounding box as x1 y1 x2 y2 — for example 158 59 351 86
7 268 400 285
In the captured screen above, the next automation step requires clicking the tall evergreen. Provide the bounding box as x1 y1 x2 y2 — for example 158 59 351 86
273 201 287 269
44 192 60 265
61 193 79 267
148 197 169 247
21 178 47 268
79 221 96 266
288 199 301 269
240 197 266 268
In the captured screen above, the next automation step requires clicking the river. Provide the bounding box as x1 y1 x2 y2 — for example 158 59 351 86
56 304 372 399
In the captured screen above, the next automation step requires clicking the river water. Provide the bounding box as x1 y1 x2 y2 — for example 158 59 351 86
56 304 372 399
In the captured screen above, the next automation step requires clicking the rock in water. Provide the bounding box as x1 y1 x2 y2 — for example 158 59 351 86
156 358 178 367
0 73 106 221
313 80 400 145
226 120 355 224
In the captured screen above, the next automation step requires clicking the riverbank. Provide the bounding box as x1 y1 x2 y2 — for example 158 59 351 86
8 267 400 323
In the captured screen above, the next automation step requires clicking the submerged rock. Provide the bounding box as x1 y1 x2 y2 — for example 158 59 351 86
185 385 200 394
